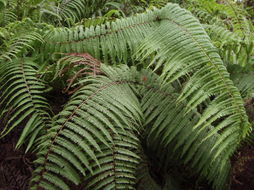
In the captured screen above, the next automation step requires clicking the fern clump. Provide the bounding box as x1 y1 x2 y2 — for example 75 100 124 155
0 1 253 190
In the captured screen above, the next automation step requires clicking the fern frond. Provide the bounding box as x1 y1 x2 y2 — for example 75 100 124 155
223 0 253 38
41 53 102 90
0 58 51 151
0 31 44 61
204 24 254 66
102 65 234 189
141 79 231 189
133 4 249 189
41 0 108 24
41 8 159 64
204 24 241 42
138 4 249 135
102 64 241 189
0 9 17 26
85 128 140 190
30 74 142 190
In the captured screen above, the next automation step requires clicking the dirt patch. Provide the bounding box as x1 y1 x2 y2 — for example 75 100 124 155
0 128 34 190
231 145 254 190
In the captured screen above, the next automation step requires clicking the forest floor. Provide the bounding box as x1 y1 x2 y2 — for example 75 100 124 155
0 127 33 190
231 145 254 190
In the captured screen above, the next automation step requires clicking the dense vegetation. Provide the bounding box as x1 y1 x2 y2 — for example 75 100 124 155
0 0 254 190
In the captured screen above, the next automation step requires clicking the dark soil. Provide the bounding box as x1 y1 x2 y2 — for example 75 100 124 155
231 145 254 190
0 128 34 190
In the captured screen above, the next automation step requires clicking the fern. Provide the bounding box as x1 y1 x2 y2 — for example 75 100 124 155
204 24 254 66
228 64 254 99
0 31 43 61
31 63 233 190
0 18 46 62
141 78 231 189
84 127 141 189
193 0 254 67
41 9 158 64
223 0 253 38
27 4 251 189
29 72 142 189
40 0 108 25
0 2 253 190
188 0 254 39
0 58 51 151
0 0 17 26
103 65 234 189
138 3 249 137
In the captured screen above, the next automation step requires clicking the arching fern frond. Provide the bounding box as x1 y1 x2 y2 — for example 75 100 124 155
0 31 43 61
29 74 142 190
0 9 17 26
0 58 51 151
137 4 250 140
41 7 159 64
204 23 241 42
141 79 231 189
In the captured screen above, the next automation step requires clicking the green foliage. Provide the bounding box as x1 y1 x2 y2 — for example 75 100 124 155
0 18 48 62
0 1 253 190
203 24 254 66
40 0 108 25
28 63 239 190
186 0 254 100
30 69 142 189
186 0 254 67
0 58 51 151
228 64 254 99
